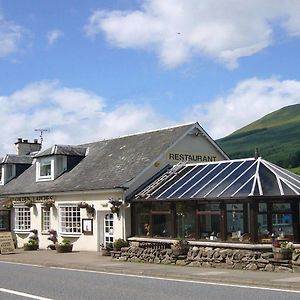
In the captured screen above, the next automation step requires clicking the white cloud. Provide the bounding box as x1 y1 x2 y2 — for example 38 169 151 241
0 81 171 155
185 77 300 139
0 15 24 57
47 29 64 45
84 0 300 68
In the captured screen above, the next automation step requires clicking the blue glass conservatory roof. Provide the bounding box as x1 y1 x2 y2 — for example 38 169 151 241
132 158 300 201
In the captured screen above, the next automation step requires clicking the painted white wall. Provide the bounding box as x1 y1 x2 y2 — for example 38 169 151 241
13 190 124 252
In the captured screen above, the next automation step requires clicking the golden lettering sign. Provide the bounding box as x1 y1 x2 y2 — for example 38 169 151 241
0 232 15 255
10 195 55 204
168 153 217 163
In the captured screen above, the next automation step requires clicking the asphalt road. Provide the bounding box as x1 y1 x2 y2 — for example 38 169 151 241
0 262 300 300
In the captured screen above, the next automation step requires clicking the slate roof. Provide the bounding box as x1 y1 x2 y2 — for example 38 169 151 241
0 123 225 196
132 157 300 201
0 154 33 165
35 145 87 157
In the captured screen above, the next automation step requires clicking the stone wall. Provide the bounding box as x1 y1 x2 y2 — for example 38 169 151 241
116 245 300 272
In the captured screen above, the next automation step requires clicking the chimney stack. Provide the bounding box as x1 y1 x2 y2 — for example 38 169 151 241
15 138 42 155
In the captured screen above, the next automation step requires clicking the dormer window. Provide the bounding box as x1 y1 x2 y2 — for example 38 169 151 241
36 155 67 182
0 164 16 185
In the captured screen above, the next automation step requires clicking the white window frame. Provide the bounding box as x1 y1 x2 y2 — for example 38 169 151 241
0 166 3 185
0 164 16 185
14 206 31 233
36 156 67 182
41 207 51 233
59 205 81 236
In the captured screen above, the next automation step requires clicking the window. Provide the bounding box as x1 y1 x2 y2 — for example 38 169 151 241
0 167 2 183
60 206 81 234
6 164 13 179
40 159 52 177
198 203 221 240
133 203 151 236
42 208 51 232
15 207 31 231
0 211 10 231
176 202 196 239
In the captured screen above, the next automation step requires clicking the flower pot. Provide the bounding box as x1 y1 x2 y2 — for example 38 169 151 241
100 248 111 256
272 247 292 260
56 244 73 253
24 243 39 251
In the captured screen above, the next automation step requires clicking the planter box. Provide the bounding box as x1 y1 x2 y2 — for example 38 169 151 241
272 247 292 260
24 244 39 251
56 244 73 253
100 248 111 256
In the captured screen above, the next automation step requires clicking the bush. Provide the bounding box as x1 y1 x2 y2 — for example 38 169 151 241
113 239 129 251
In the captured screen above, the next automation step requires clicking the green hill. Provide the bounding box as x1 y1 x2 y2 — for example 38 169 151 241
217 104 300 174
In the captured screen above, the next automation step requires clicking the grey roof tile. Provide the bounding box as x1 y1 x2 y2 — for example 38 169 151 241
0 123 202 196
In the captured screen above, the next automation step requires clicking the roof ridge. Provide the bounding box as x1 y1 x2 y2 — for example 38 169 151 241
79 122 197 146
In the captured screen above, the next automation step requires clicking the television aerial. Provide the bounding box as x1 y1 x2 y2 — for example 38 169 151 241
34 128 50 145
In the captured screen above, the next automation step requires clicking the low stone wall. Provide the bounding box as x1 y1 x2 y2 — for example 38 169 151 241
116 245 300 272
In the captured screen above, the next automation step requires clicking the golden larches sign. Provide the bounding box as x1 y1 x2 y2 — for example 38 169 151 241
168 152 217 163
10 195 55 204
0 232 15 255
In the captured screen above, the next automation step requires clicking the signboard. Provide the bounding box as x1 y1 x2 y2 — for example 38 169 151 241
0 232 15 255
9 195 55 204
168 152 217 163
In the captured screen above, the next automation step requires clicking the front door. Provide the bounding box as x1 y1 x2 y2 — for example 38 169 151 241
104 213 114 246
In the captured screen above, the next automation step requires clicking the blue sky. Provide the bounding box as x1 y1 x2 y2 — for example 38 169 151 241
0 0 300 155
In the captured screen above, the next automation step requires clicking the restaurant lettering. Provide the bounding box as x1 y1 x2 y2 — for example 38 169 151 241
168 153 217 162
10 195 55 203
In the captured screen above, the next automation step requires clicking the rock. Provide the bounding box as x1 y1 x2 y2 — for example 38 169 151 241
233 263 243 270
226 249 233 257
246 263 258 271
202 262 211 268
176 260 188 266
188 261 202 267
154 258 161 264
276 266 293 273
256 258 269 264
265 264 275 272
226 257 233 265
219 249 227 258
161 259 172 265
192 246 199 251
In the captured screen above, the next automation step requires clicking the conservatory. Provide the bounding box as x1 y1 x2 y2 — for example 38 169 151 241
130 157 300 244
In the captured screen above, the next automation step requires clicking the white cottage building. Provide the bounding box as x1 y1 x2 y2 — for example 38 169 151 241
0 123 228 251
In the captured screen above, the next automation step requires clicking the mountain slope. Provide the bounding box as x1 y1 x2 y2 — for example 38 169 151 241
217 104 300 172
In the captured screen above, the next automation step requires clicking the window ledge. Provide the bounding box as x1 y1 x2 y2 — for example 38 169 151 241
59 232 82 237
14 230 31 234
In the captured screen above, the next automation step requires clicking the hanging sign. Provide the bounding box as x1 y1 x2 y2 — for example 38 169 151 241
0 232 15 255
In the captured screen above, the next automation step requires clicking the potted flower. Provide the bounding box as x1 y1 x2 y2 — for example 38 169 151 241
86 204 95 217
272 240 294 260
78 202 89 209
25 199 35 208
3 201 14 209
56 239 73 253
24 239 39 251
24 229 39 251
43 199 55 210
113 239 129 251
100 243 113 256
109 199 122 217
47 229 58 250
171 239 189 256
